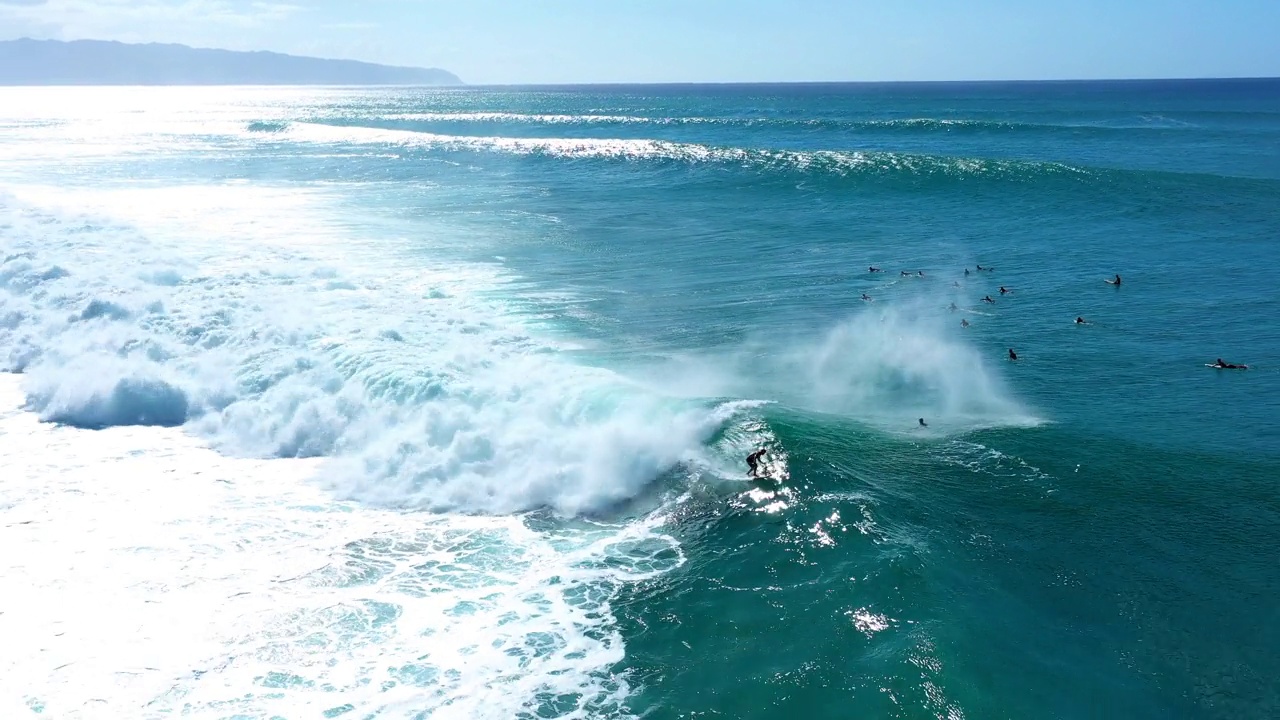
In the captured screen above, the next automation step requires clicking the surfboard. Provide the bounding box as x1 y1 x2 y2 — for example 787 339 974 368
1205 364 1248 369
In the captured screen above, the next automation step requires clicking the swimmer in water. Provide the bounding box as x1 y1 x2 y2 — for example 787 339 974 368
901 270 912 277
869 266 882 273
918 418 928 428
982 295 996 304
964 268 970 277
861 293 873 301
1008 348 1018 361
1107 274 1122 285
918 271 925 277
746 447 768 477
1075 316 1088 324
976 264 984 271
999 286 1011 295
960 318 970 328
953 281 961 288
948 302 958 311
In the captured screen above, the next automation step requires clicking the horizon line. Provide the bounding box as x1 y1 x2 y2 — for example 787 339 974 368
465 76 1280 87
2 77 1277 90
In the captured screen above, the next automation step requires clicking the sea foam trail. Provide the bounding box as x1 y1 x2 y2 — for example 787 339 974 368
0 185 736 516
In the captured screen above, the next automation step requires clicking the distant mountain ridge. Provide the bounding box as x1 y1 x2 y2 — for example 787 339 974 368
0 38 462 86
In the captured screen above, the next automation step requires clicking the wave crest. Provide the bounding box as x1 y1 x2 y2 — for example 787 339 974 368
0 190 738 516
269 121 1094 183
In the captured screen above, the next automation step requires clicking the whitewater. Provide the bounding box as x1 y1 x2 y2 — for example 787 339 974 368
4 83 1279 719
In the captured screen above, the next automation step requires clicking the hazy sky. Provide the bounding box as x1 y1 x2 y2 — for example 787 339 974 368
1 0 1278 84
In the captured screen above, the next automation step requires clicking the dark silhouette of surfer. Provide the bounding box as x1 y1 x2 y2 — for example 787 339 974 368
948 302 958 311
982 295 996 304
861 293 873 301
1212 358 1247 369
1008 348 1018 361
869 266 882 273
999 286 1011 295
1106 274 1122 286
1075 316 1088 324
960 318 970 328
918 418 928 428
746 448 768 477
964 268 970 277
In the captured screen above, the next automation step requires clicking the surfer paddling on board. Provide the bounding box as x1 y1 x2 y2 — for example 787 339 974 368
861 293 873 301
1076 316 1088 324
982 295 996 304
1106 274 1122 286
1211 358 1248 369
960 318 970 328
746 448 768 477
869 266 883 273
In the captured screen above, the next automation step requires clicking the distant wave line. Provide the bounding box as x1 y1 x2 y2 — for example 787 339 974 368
260 120 1098 182
325 112 1222 133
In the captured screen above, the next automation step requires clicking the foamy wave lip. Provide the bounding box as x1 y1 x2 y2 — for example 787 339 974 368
0 188 743 517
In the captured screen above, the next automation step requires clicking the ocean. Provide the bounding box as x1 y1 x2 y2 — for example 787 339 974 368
1 80 1278 719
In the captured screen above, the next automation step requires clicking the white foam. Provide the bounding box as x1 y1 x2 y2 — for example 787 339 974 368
0 183 736 515
0 373 680 718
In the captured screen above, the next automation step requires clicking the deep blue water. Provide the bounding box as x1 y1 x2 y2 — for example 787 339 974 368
2 80 1279 718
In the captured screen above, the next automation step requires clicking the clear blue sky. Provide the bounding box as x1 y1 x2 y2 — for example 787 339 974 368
2 0 1278 84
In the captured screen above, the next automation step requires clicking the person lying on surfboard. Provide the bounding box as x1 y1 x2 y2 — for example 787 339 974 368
1212 358 1248 369
746 448 768 477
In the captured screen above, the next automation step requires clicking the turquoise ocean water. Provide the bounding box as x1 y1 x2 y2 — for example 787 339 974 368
1 81 1278 718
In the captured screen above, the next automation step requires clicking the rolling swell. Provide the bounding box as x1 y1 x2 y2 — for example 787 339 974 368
269 121 1098 186
319 112 1225 135
258 121 1280 198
